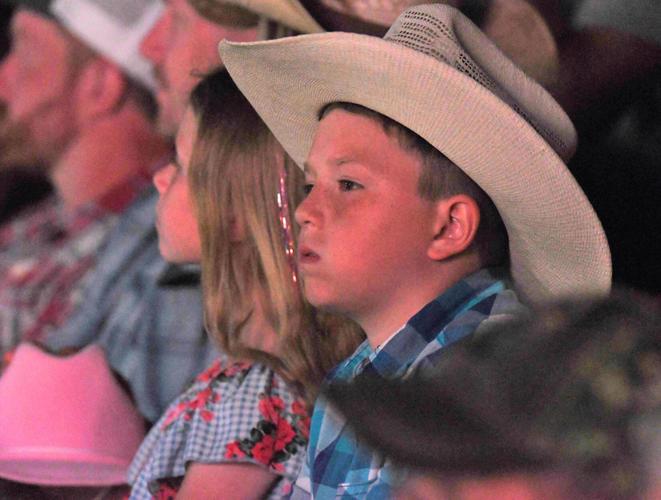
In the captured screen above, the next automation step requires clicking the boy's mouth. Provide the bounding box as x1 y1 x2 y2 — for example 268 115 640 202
298 246 320 264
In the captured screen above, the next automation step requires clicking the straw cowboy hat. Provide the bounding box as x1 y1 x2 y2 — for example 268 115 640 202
219 3 611 303
0 343 145 486
197 0 558 85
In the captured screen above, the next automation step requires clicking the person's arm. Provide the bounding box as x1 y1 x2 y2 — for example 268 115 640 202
176 462 279 500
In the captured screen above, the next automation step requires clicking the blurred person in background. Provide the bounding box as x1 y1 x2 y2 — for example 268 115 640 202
0 2 51 225
327 291 661 499
44 0 317 424
0 0 168 356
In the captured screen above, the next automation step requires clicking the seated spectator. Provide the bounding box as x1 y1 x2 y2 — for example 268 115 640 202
45 0 301 424
0 0 168 353
220 3 610 496
128 69 362 498
0 343 146 499
326 291 661 499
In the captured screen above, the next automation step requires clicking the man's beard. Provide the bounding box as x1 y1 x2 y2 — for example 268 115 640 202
0 102 49 171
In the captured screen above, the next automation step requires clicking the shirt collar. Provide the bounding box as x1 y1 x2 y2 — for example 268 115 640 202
361 267 510 378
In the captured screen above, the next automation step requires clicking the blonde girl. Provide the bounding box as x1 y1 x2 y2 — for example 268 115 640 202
128 69 362 499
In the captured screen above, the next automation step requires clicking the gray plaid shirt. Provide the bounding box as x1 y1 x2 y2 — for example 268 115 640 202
45 188 217 422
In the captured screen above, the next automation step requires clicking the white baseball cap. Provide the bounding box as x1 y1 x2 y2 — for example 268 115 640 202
50 0 163 90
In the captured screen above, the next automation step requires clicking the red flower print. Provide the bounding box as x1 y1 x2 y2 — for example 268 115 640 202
251 435 275 465
259 396 285 422
161 401 188 430
281 481 293 496
291 400 307 417
274 419 296 451
200 410 214 422
223 361 252 377
189 387 217 409
196 359 223 383
225 441 246 459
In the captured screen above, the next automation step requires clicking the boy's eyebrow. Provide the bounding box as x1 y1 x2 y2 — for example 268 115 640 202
304 156 360 174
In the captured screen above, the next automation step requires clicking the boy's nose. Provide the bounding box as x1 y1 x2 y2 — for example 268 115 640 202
295 189 322 228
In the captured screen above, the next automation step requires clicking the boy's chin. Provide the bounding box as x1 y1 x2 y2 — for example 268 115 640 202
303 288 345 314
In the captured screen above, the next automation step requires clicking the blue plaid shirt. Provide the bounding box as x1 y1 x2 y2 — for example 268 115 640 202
45 188 218 422
292 268 526 499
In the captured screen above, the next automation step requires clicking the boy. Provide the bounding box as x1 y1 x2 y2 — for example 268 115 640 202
220 3 611 497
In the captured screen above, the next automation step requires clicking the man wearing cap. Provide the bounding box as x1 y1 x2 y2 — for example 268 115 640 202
220 2 610 497
43 0 313 423
0 0 169 354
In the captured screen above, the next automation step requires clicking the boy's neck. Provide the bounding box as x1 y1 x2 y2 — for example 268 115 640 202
359 263 482 349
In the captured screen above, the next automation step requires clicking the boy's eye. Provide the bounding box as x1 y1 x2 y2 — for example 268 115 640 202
339 180 362 191
303 183 314 196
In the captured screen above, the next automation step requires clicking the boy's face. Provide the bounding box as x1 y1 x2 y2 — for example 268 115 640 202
295 109 438 323
153 107 201 263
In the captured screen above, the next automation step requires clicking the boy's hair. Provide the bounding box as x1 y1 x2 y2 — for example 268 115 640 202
320 102 509 268
188 69 362 405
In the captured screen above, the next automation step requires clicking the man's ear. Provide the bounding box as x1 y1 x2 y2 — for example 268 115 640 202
74 58 126 124
427 194 480 261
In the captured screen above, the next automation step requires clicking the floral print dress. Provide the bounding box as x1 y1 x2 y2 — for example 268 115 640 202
128 357 310 499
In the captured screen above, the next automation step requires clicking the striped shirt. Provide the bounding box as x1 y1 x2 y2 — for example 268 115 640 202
0 176 148 355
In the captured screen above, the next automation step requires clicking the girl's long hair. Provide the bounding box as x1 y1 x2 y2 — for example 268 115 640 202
188 69 363 405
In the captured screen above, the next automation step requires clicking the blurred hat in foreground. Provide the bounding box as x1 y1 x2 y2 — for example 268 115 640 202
326 292 661 497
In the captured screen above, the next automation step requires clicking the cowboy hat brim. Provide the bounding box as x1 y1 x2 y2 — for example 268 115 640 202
219 30 611 303
198 0 324 33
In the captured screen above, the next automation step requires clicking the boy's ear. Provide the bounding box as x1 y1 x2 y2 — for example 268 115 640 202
427 194 480 261
74 58 126 124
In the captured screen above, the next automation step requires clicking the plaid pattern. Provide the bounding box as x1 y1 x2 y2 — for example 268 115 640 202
0 176 147 354
293 268 527 499
44 188 216 423
128 358 310 499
